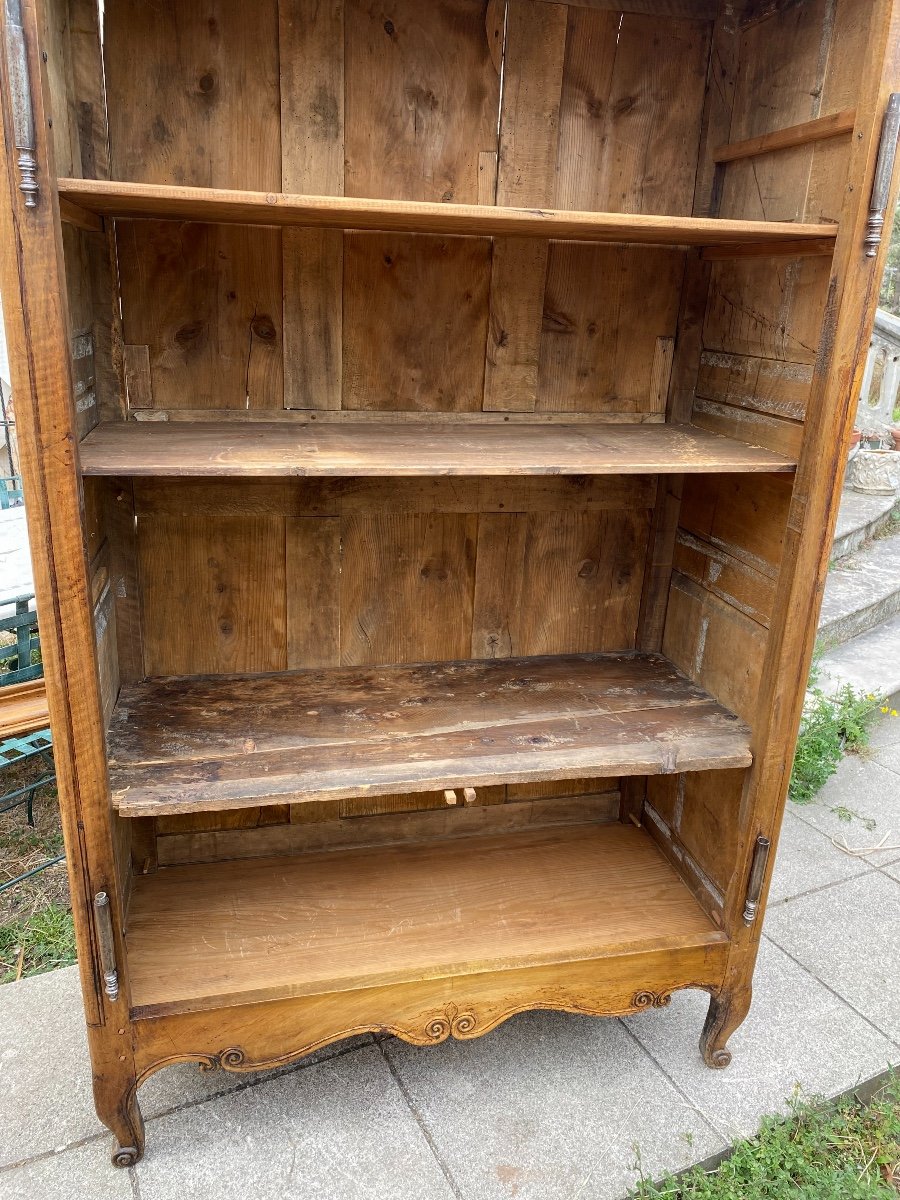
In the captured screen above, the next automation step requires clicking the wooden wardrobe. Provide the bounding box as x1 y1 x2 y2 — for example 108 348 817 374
2 0 898 1166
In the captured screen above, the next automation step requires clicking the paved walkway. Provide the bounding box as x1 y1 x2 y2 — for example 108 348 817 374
0 720 898 1199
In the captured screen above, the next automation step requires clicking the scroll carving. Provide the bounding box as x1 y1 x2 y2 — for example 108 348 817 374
424 1002 478 1041
631 990 673 1010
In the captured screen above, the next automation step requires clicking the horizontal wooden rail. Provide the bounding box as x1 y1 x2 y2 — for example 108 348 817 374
714 109 856 164
57 178 838 252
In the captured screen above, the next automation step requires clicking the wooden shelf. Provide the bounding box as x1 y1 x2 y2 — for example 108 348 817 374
108 653 752 818
57 178 837 253
79 421 795 477
126 822 727 1017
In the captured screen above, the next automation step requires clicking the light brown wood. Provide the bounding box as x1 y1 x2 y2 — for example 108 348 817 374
126 822 726 1017
56 178 839 251
106 653 752 818
78 420 796 476
713 108 856 163
0 679 50 737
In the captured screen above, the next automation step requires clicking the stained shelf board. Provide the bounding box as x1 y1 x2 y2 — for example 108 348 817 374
57 178 837 252
79 421 796 477
108 653 753 818
126 822 727 1017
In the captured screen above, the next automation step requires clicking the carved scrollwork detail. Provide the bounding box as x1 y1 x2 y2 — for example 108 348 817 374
217 1047 247 1070
631 990 673 1010
424 1002 477 1042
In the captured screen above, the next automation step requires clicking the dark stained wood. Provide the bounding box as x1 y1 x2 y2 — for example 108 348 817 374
126 823 726 1016
56 179 840 251
78 420 797 476
107 653 752 817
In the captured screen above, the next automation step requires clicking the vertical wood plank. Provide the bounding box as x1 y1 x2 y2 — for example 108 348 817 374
116 221 284 410
497 1 567 207
283 229 343 409
123 345 152 410
343 233 490 411
138 516 287 675
483 240 549 412
286 517 341 668
538 245 684 412
340 513 477 665
344 0 500 203
472 510 649 657
279 0 345 194
281 0 345 410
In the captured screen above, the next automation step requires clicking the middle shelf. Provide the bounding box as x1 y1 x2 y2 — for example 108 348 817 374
107 652 753 818
79 420 795 477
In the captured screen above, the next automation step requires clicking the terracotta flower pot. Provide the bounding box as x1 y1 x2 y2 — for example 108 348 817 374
892 430 900 452
850 430 862 447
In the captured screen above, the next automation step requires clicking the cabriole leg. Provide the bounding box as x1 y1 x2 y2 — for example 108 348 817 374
699 986 751 1069
94 1074 145 1167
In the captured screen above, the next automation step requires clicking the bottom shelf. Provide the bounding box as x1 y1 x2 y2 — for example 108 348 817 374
125 823 727 1018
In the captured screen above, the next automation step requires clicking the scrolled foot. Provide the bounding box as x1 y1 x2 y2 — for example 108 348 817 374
699 987 750 1070
112 1145 141 1168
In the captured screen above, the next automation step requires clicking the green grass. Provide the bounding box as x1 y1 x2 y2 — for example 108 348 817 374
632 1078 900 1198
788 667 884 805
0 902 76 983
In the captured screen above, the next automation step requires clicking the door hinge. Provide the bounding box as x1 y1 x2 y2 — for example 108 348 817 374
865 93 900 258
94 891 119 1001
742 834 771 925
3 0 39 208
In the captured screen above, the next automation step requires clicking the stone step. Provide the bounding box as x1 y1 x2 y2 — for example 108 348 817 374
818 530 900 646
816 611 900 703
831 490 899 561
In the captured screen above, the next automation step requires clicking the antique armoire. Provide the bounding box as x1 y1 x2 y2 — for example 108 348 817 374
1 0 898 1166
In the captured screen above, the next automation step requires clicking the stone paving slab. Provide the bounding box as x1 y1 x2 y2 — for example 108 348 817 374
382 1010 725 1200
767 809 873 904
622 938 898 1145
787 755 900 868
0 1141 133 1200
818 532 900 645
133 1045 457 1200
765 870 900 1045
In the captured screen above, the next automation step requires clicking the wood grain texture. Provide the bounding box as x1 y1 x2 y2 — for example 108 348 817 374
115 221 283 410
280 2 344 411
132 940 728 1080
58 178 840 250
538 245 684 412
339 512 477 663
155 790 620 867
342 232 490 411
137 515 287 675
471 510 648 656
286 516 341 668
106 653 752 817
344 0 499 204
79 420 798 476
714 108 856 163
126 823 726 1016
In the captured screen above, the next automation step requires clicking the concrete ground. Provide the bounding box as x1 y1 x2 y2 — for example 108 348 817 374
0 719 898 1200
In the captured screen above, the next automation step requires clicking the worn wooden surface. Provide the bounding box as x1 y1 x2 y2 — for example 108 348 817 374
126 822 725 1016
79 420 796 476
107 653 751 817
58 178 838 249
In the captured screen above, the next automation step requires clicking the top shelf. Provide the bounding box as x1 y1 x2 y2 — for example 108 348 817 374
57 178 838 254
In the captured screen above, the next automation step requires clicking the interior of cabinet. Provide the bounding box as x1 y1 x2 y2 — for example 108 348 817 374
46 0 871 1012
